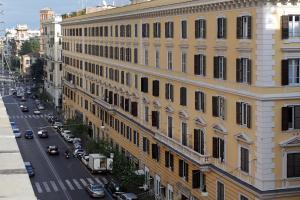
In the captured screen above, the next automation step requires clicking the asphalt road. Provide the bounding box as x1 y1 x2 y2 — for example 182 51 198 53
3 95 113 200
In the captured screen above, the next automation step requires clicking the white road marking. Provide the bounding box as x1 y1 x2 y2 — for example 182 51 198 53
43 181 51 193
58 180 67 191
24 115 27 118
65 179 75 191
50 181 59 192
87 178 94 184
80 178 87 187
35 182 43 193
28 115 32 118
72 179 83 190
94 177 103 185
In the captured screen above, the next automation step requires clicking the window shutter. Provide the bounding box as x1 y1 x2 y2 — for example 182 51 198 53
158 23 161 38
165 151 169 167
223 18 227 38
152 144 157 159
281 15 289 39
170 154 174 170
170 85 174 102
192 170 201 188
180 87 187 106
194 55 199 75
200 130 204 155
194 129 200 153
281 107 289 131
247 16 252 39
220 139 225 162
171 22 174 38
214 57 219 78
165 22 168 38
152 111 157 127
131 102 138 117
195 92 199 110
179 160 183 177
203 55 206 76
152 80 160 97
247 105 251 128
295 106 300 129
212 96 218 117
165 84 169 99
223 57 227 80
203 20 206 38
281 60 289 86
236 58 241 82
201 92 205 112
247 59 252 84
236 102 241 125
237 17 242 39
195 20 199 38
212 137 219 158
217 18 221 38
143 137 146 152
185 163 189 181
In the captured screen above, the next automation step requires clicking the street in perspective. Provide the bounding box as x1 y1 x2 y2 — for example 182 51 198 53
0 0 300 200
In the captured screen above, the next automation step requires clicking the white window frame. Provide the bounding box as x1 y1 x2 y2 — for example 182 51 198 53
181 121 188 146
167 184 173 200
283 151 300 179
167 50 173 70
288 59 300 85
181 51 187 73
217 17 226 39
218 56 225 79
154 175 161 197
166 83 173 101
167 115 173 138
242 16 249 38
218 96 225 119
196 18 205 39
288 15 300 38
195 91 205 112
241 58 250 83
240 102 250 127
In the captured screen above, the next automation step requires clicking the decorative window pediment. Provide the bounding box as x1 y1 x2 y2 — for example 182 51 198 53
165 106 174 114
131 92 139 100
212 123 227 134
143 96 150 104
234 132 253 144
280 136 300 147
178 110 189 120
194 116 206 127
153 99 161 109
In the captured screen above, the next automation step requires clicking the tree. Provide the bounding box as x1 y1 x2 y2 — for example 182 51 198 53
9 56 20 71
20 37 40 55
30 58 44 84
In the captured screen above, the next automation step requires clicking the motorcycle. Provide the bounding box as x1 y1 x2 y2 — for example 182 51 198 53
65 151 70 159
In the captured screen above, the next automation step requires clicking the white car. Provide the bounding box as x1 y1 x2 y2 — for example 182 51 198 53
37 105 45 110
53 122 63 129
33 110 41 115
81 155 89 166
64 134 75 143
61 130 71 137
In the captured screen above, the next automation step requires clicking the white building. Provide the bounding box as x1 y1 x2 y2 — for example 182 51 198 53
42 16 62 109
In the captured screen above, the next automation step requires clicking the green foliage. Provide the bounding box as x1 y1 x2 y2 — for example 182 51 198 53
20 37 40 55
31 58 43 84
65 118 89 141
10 56 20 71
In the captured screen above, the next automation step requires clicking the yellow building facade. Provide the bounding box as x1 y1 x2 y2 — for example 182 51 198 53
61 0 300 199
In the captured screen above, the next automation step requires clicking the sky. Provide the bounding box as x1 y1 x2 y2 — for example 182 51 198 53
1 0 129 31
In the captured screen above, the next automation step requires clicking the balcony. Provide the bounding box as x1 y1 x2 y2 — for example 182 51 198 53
154 133 210 166
93 97 114 112
63 78 75 89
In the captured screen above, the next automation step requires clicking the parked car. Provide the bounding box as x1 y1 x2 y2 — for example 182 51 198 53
47 146 59 155
21 96 26 102
21 106 29 112
61 129 71 137
13 128 21 138
81 155 89 166
33 110 41 115
53 121 63 129
24 161 35 177
73 149 85 158
37 104 45 110
73 138 82 144
107 179 123 197
10 122 16 129
73 143 82 150
117 193 138 200
86 183 105 198
24 130 34 139
64 134 75 143
37 130 48 138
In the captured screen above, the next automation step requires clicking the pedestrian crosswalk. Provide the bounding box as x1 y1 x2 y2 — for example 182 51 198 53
9 114 49 120
33 177 104 194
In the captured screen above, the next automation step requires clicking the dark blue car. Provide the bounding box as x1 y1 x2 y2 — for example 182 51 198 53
24 162 35 177
24 130 34 139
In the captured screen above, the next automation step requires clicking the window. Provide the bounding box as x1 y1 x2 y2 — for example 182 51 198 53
152 80 160 97
181 20 187 39
237 16 252 39
179 160 189 181
165 151 174 171
282 15 300 39
194 54 206 76
143 137 150 154
126 24 131 37
212 96 225 119
181 122 188 146
236 58 252 84
194 129 204 155
192 170 206 192
167 185 173 200
167 51 173 70
155 50 160 68
134 24 138 37
141 77 148 93
153 22 161 38
133 130 139 146
195 19 206 39
217 181 224 200
152 144 160 161
282 105 300 131
214 56 227 80
142 23 150 38
126 72 131 87
213 137 225 162
134 48 138 64
167 116 173 138
134 74 138 89
281 59 300 86
165 83 174 102
165 22 174 38
131 102 138 117
195 91 205 112
240 147 249 173
180 87 187 106
240 195 249 200
217 17 227 39
181 51 187 73
287 153 300 178
236 102 251 128
144 106 149 122
144 49 149 66
152 111 160 129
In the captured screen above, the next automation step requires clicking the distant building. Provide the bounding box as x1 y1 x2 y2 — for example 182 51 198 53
42 15 63 109
20 53 39 75
40 8 54 54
